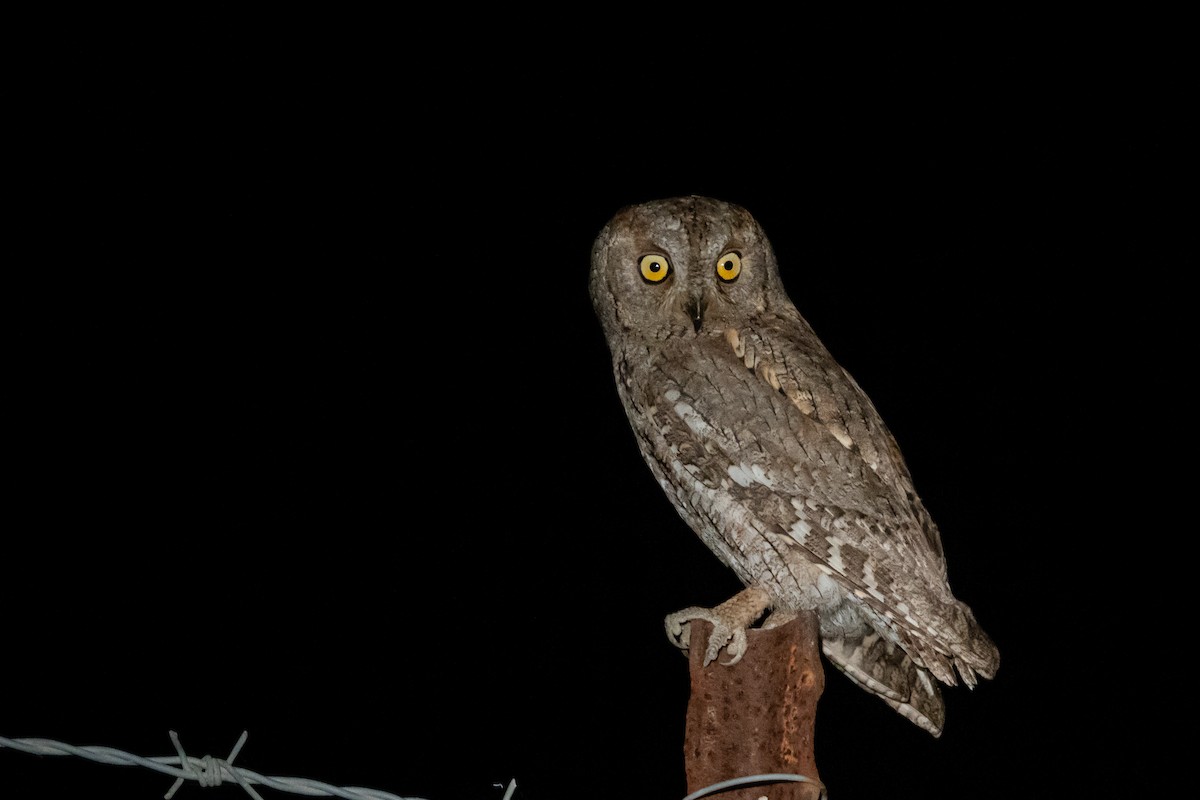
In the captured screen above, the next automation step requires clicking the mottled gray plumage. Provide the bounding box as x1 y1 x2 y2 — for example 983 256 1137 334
590 196 997 735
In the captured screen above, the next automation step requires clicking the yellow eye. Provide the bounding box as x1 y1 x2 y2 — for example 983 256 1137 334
639 254 671 283
716 251 741 282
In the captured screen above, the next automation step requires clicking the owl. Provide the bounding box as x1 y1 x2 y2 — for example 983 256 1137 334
589 196 998 735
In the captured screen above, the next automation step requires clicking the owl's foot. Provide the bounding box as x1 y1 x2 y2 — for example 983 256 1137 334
664 586 772 666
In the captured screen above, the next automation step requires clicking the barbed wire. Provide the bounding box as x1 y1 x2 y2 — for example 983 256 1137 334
1 731 517 800
4 729 810 800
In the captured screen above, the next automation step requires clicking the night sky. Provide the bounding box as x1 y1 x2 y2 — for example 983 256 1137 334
6 19 1178 800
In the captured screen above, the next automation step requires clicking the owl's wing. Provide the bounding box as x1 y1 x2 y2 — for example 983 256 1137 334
732 318 946 570
634 324 998 687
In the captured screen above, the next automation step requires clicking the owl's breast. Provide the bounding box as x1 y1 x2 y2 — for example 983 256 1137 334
615 336 850 611
621 331 879 506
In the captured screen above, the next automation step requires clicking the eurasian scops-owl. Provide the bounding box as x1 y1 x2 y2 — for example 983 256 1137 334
590 196 998 735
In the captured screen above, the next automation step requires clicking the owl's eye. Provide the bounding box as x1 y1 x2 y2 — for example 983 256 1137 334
716 252 742 282
639 254 671 283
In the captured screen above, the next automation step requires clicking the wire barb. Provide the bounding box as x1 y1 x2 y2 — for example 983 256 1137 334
164 731 263 800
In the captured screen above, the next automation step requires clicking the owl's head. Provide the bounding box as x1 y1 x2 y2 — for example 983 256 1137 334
590 196 788 344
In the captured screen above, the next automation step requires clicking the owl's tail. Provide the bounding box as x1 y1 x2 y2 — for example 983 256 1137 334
951 600 1001 685
822 633 946 736
901 600 1001 690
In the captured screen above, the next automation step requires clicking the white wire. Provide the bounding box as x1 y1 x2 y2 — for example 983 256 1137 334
682 772 826 800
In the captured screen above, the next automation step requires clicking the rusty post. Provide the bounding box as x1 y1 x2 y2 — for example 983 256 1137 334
684 612 824 800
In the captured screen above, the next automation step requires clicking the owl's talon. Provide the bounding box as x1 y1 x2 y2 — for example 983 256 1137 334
665 606 708 653
717 628 749 666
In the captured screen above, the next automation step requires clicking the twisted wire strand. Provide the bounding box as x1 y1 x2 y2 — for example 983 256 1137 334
1 731 439 800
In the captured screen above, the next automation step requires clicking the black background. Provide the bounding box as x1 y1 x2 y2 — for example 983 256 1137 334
5 14 1181 800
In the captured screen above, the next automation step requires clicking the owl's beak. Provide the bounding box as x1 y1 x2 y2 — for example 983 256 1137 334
685 294 705 333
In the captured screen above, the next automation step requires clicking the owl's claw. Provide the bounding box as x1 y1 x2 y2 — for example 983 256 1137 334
664 586 773 667
718 626 749 666
664 608 699 652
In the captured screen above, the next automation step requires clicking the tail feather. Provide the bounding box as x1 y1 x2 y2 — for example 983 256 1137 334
953 601 1000 683
890 600 1000 689
823 635 946 737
